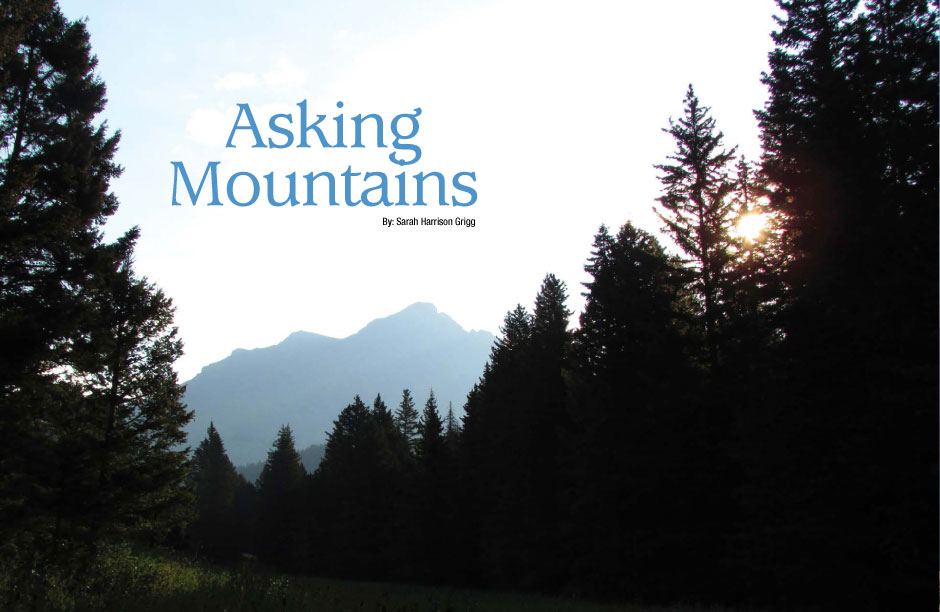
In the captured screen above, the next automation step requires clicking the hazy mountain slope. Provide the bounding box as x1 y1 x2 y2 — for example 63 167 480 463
183 303 494 464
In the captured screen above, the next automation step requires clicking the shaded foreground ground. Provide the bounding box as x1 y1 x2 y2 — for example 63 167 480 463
2 544 774 612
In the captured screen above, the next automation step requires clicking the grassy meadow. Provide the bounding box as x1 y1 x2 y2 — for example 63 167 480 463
1 543 771 612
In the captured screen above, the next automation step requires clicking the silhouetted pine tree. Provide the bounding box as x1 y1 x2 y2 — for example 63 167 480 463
371 393 392 430
418 390 444 462
0 1 120 394
370 393 411 477
521 274 572 588
0 2 192 558
412 390 448 581
743 0 937 606
310 395 407 579
460 279 573 590
310 397 368 576
256 425 306 571
52 235 192 549
460 305 533 587
394 389 420 456
190 424 252 561
368 393 411 579
568 223 723 600
654 84 737 371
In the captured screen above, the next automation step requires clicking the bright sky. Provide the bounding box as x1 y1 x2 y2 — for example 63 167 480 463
58 0 778 382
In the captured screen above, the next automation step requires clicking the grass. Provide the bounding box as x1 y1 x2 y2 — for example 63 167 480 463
1 543 763 612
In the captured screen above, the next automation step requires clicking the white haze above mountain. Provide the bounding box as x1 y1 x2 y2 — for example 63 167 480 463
184 303 495 465
57 1 776 384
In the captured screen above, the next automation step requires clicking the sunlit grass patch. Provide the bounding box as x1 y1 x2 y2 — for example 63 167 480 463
2 544 770 612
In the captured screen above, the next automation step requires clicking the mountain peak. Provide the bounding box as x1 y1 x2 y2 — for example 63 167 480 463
354 302 463 340
183 304 495 464
400 301 438 314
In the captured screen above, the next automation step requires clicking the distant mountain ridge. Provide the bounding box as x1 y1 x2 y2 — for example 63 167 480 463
184 303 494 465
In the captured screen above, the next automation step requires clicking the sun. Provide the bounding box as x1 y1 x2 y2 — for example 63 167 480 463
737 213 766 242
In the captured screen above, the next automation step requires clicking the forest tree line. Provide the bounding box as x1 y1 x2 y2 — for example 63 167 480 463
1 0 936 610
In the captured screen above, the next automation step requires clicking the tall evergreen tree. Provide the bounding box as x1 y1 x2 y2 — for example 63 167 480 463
0 0 134 550
372 393 391 427
75 238 192 540
394 388 420 456
310 397 368 577
418 390 444 462
190 423 251 561
0 0 121 391
413 390 449 580
747 0 937 606
460 305 534 586
371 392 410 481
569 223 709 598
2 228 192 554
654 84 738 370
310 395 407 580
523 274 572 588
368 392 412 578
460 281 574 590
0 5 194 577
490 305 533 368
256 425 306 571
